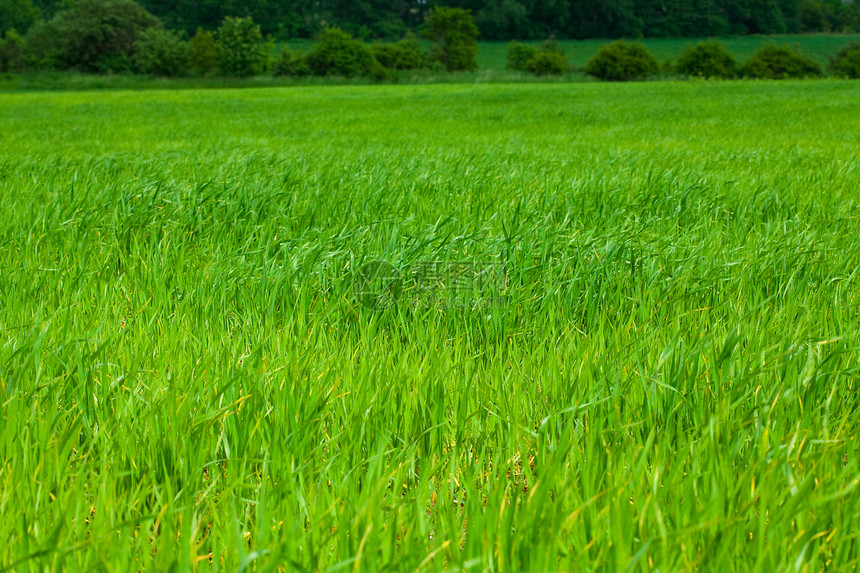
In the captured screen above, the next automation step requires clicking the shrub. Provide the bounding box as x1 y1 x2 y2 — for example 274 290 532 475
676 41 738 78
506 40 535 71
800 0 824 32
22 20 61 69
525 47 567 76
369 59 391 82
305 27 375 77
133 28 191 77
189 28 216 76
24 0 160 73
0 29 26 72
216 16 270 77
585 40 658 81
371 36 426 71
830 43 860 78
273 47 310 77
506 40 567 75
741 44 822 79
96 52 133 74
425 6 478 72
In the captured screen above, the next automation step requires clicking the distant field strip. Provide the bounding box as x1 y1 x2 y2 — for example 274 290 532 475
1 81 859 571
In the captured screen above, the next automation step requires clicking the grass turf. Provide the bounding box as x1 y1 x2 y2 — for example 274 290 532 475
1 80 859 570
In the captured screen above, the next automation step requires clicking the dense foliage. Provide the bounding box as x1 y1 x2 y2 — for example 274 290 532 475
525 49 567 75
215 16 270 76
189 28 216 75
829 41 860 76
741 43 823 78
305 27 376 77
133 28 192 77
3 0 860 80
371 35 427 70
23 0 159 72
0 0 40 35
505 40 535 70
273 46 311 76
5 0 860 40
676 41 739 78
425 6 479 71
585 39 659 81
506 40 568 75
0 29 25 72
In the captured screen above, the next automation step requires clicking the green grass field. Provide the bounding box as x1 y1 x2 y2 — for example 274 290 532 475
1 80 859 571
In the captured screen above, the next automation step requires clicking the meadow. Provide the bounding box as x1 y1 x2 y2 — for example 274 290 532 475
1 79 859 571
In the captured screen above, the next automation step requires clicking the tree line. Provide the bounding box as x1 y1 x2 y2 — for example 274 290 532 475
0 1 487 77
3 0 860 41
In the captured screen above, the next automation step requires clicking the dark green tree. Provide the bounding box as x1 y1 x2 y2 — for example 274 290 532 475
584 39 658 81
425 6 479 71
273 46 311 76
371 35 427 70
0 28 26 71
0 0 40 34
215 16 270 76
746 0 787 33
566 0 642 39
524 46 567 74
526 0 571 38
829 42 860 77
13 0 860 46
305 27 375 76
799 0 823 31
23 0 160 72
676 41 738 78
475 0 528 40
506 39 567 74
134 27 191 76
506 40 535 70
636 0 730 37
742 43 822 78
189 27 216 74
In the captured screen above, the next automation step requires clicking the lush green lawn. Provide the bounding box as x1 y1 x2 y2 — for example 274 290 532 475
1 80 859 571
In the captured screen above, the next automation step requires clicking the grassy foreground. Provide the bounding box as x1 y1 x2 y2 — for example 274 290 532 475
1 80 859 571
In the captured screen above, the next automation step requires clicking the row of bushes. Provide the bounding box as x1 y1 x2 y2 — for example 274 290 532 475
505 38 860 81
0 18 260 76
506 41 569 76
271 7 481 79
276 31 428 80
591 40 860 80
0 0 480 78
0 0 268 76
2 0 858 81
